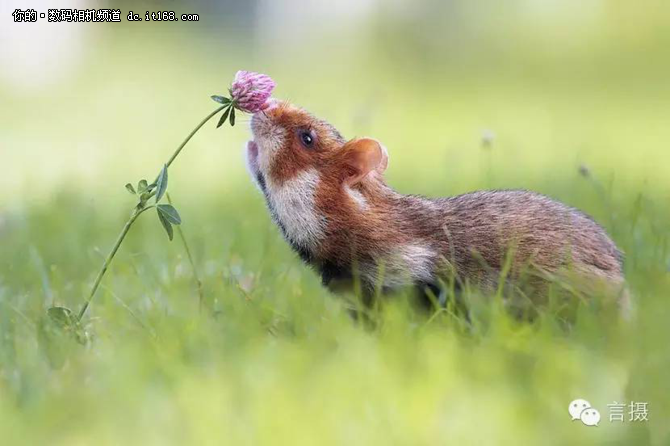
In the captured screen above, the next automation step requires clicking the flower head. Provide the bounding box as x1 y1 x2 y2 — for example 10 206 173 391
230 71 275 113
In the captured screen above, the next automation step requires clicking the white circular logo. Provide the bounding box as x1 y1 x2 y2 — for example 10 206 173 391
568 399 591 421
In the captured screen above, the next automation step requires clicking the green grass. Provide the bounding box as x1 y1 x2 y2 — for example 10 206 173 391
0 172 668 444
2 22 670 445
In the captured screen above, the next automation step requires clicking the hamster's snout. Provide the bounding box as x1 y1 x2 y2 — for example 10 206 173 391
250 100 285 153
262 98 281 112
250 108 270 140
248 99 288 176
250 99 280 133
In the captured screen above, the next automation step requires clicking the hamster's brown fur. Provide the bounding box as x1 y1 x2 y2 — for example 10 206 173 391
246 100 628 315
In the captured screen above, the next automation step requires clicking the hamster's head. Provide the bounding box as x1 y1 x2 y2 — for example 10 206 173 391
247 99 388 192
246 99 389 254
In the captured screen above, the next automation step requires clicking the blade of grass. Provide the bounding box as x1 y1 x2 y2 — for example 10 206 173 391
167 192 204 313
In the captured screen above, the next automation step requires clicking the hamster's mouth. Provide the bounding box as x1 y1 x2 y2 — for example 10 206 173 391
246 140 260 176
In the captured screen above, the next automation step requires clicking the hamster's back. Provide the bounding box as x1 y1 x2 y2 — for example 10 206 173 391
434 190 623 283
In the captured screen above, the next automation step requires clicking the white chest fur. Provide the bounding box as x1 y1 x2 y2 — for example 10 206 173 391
266 169 325 250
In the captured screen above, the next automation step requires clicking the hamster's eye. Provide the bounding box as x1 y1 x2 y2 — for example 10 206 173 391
299 130 315 148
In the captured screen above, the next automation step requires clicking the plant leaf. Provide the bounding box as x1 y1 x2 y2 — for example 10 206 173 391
140 190 156 203
137 179 149 194
38 314 74 369
157 204 182 225
211 95 231 105
47 306 75 328
155 164 168 203
229 107 236 127
157 209 174 241
216 107 231 129
44 306 89 347
125 183 136 195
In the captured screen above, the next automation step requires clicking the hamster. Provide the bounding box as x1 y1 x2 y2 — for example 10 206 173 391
246 99 628 315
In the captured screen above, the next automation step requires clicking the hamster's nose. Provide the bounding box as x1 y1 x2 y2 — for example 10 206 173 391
261 98 280 112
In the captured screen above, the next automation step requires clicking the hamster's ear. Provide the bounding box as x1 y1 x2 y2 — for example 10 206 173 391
340 138 389 185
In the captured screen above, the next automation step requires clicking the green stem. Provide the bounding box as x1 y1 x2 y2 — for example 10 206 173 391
78 105 226 321
77 206 150 321
166 105 226 168
167 192 204 312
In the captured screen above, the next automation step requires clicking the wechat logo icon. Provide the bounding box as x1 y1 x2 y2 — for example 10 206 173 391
569 399 600 427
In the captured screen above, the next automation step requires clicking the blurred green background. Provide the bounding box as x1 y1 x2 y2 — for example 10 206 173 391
1 0 669 444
